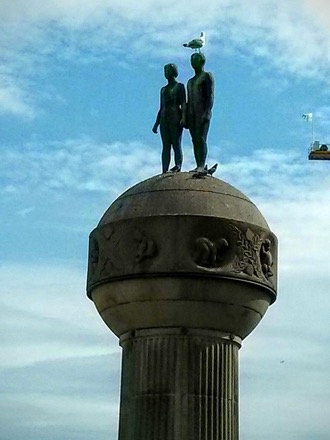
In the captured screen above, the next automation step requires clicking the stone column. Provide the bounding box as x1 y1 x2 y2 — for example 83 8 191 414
118 328 240 440
86 173 278 440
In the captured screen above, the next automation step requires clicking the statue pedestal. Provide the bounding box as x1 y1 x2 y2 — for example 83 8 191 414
119 328 240 440
87 173 278 440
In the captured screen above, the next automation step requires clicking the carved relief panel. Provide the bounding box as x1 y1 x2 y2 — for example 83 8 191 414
87 216 277 296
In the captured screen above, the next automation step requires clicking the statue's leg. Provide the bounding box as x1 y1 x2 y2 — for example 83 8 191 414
160 127 171 173
173 128 183 170
195 120 210 169
189 118 198 169
162 144 171 173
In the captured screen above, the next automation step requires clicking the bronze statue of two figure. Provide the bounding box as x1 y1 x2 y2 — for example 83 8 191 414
153 52 217 178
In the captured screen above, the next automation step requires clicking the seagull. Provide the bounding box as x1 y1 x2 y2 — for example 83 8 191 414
183 32 205 52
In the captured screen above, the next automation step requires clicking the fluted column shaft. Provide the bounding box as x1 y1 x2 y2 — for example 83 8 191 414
118 328 241 440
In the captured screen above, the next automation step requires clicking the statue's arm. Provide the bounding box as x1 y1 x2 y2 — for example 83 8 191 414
185 80 192 128
152 89 163 133
179 83 187 127
206 73 214 109
152 111 161 133
204 72 214 116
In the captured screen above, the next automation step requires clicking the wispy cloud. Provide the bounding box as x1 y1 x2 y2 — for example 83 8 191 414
0 355 120 440
0 262 118 367
17 207 35 217
0 81 35 118
0 138 160 198
2 139 330 278
1 257 329 439
3 136 330 283
1 1 330 116
1 138 330 438
217 148 330 274
0 260 121 436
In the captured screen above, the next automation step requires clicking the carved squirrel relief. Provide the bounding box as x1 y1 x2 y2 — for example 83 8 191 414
134 229 157 263
193 237 229 268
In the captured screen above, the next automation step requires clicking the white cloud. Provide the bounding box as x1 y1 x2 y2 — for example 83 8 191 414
1 140 330 438
1 261 329 439
216 148 330 275
1 0 330 116
2 139 330 280
17 206 35 217
0 82 35 118
0 262 119 367
0 355 120 440
0 138 160 198
302 0 330 30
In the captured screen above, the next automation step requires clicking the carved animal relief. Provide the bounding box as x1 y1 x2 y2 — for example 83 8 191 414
194 237 229 268
134 229 157 263
260 239 273 279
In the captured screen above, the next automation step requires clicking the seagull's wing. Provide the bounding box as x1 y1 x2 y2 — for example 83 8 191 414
188 38 204 48
183 33 205 49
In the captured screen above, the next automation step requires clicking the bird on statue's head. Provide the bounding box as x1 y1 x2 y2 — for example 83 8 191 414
183 32 205 53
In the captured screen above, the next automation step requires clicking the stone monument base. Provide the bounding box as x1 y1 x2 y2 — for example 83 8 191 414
118 327 240 440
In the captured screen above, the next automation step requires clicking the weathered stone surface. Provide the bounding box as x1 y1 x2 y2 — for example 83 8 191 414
87 173 277 339
119 328 239 440
86 172 278 440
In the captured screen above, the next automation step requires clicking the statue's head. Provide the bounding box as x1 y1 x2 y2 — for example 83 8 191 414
164 63 179 80
191 53 206 70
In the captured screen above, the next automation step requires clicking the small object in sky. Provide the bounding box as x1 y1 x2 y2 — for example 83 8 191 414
302 112 313 122
207 163 218 176
280 360 285 363
308 140 330 160
183 32 205 52
301 112 329 160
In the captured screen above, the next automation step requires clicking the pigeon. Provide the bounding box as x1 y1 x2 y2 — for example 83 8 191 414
192 165 208 178
183 32 205 52
207 163 218 176
189 165 207 173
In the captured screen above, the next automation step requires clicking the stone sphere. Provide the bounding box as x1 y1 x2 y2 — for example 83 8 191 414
87 173 277 340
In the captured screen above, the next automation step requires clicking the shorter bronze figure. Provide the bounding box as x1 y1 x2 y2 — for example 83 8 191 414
153 64 186 173
186 53 214 174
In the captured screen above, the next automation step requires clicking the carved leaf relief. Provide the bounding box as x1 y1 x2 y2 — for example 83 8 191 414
231 225 263 279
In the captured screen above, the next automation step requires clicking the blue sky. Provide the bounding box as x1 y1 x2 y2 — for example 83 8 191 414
1 1 330 439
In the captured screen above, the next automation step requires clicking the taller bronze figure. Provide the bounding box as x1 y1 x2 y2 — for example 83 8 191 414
186 52 214 173
152 63 186 173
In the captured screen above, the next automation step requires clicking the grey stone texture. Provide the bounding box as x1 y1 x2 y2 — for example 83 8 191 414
87 172 278 439
119 328 239 440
